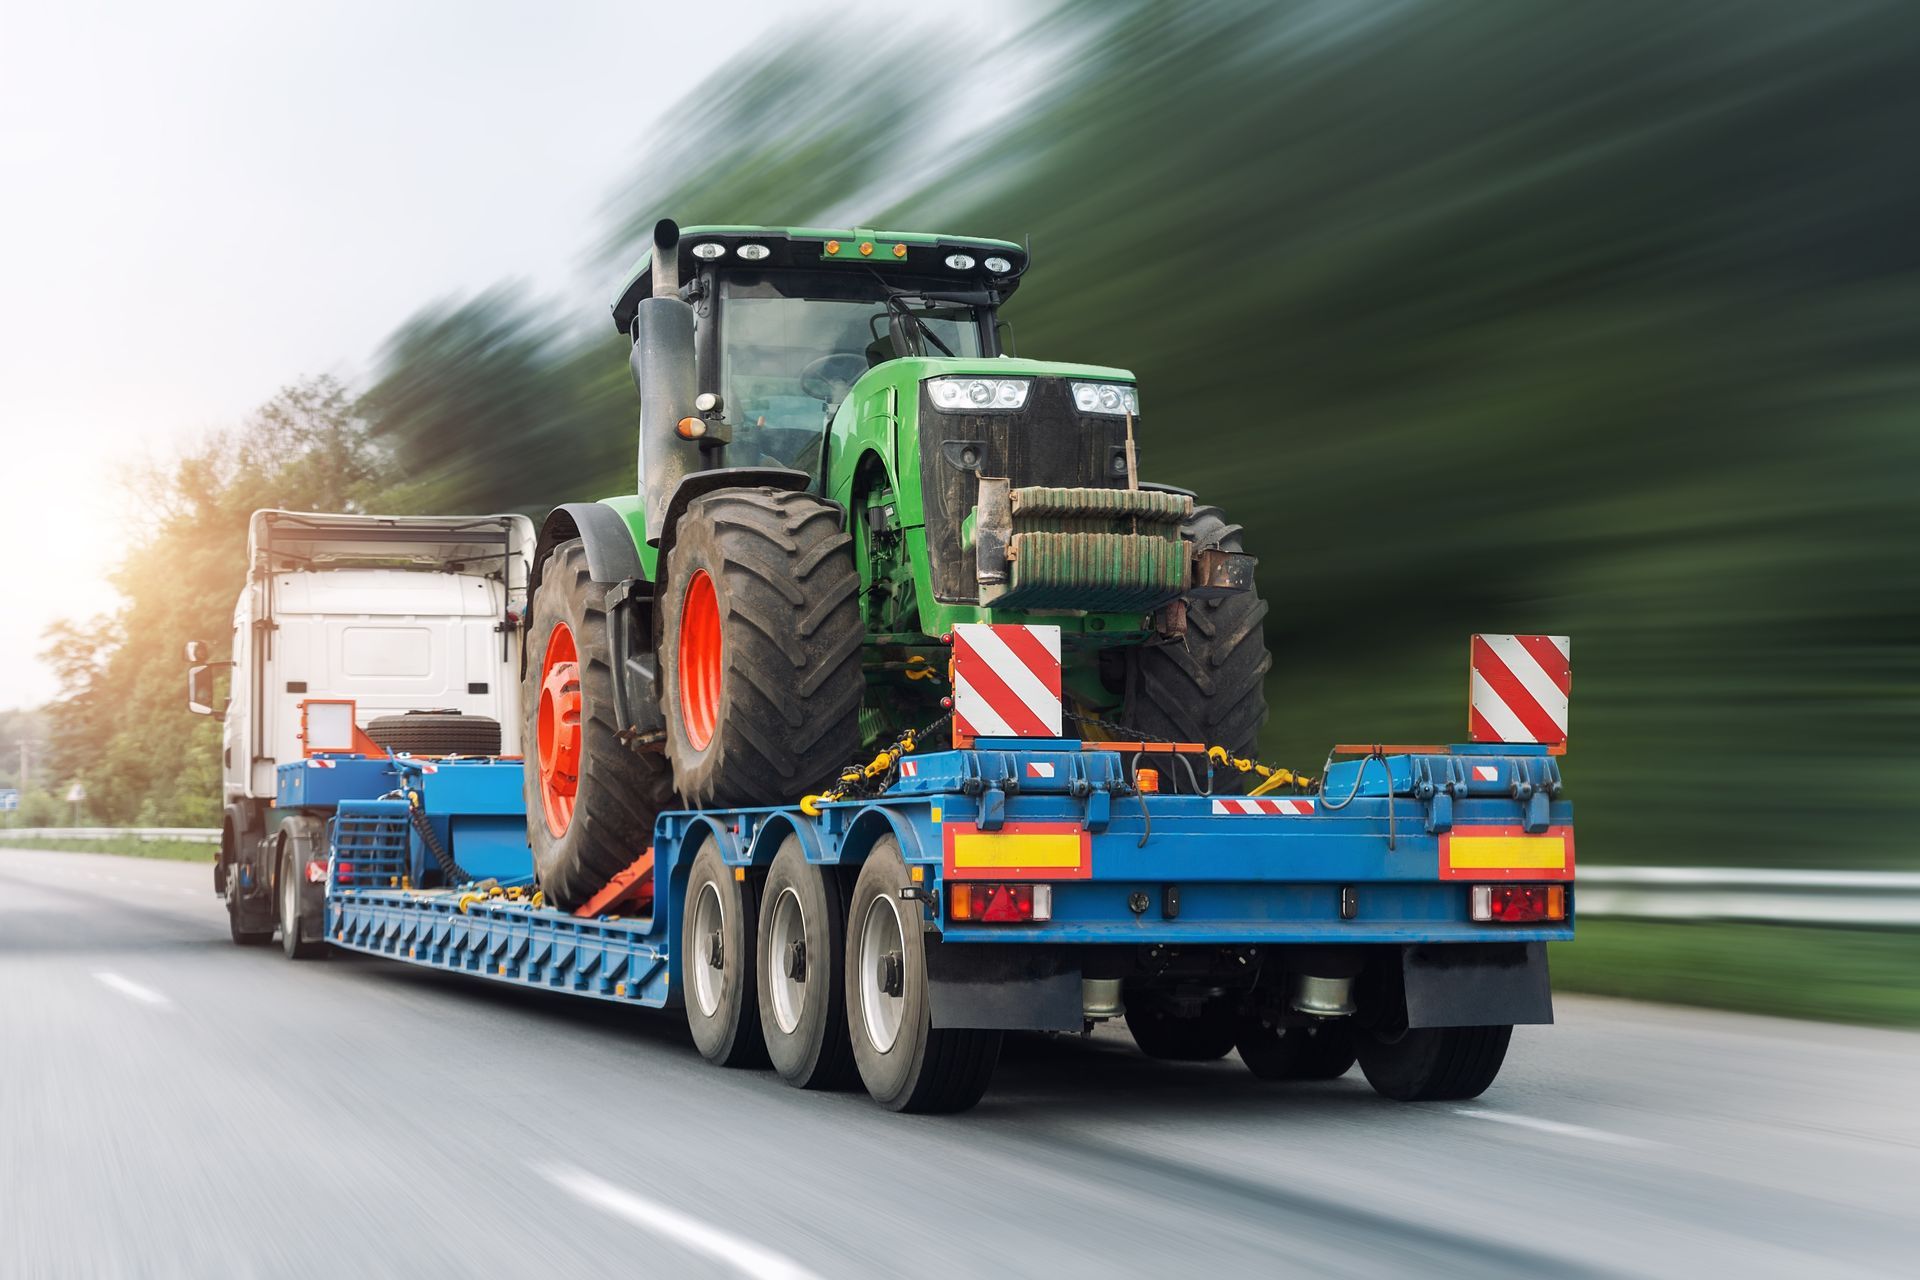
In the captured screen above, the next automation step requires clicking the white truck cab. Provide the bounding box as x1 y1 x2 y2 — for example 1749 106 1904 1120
187 510 535 938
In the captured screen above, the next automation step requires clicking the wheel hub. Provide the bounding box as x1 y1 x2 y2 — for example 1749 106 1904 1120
535 622 582 838
858 896 909 1053
677 569 722 752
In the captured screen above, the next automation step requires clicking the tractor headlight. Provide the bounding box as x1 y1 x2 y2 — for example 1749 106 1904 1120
1070 381 1141 417
928 377 1031 412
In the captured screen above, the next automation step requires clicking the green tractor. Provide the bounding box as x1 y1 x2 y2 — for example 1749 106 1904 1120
523 220 1270 914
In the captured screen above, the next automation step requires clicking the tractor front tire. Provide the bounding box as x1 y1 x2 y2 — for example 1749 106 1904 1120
524 539 676 910
1121 505 1271 766
661 489 864 809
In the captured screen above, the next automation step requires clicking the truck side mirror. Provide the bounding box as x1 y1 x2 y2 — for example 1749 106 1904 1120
184 639 209 664
187 663 218 717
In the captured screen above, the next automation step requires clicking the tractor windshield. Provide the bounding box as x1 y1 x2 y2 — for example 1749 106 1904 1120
718 273 985 475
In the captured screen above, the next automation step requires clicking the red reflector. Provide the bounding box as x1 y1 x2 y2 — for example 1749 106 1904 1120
949 882 1052 924
306 859 328 884
1470 883 1567 923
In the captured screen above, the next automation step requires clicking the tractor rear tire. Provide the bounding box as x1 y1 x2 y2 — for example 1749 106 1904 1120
661 489 864 809
365 712 501 757
523 539 676 910
1120 505 1271 768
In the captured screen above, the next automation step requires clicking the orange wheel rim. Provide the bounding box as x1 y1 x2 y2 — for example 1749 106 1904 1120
678 569 722 751
536 622 581 838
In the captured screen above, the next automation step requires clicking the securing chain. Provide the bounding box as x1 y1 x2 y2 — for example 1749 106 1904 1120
1066 710 1315 795
799 711 953 816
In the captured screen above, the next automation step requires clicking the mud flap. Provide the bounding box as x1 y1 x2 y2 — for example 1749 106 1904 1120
926 939 1083 1031
1403 941 1554 1028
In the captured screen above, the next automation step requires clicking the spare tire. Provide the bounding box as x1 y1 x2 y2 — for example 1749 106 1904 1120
365 712 501 756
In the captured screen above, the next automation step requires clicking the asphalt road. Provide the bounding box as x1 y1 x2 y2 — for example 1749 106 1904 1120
3 846 1915 1279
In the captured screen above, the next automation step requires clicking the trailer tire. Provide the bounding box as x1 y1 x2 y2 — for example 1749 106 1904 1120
661 489 864 810
682 844 768 1068
1123 986 1238 1061
1236 1019 1356 1080
1118 506 1271 776
755 837 856 1090
365 712 501 757
1357 1024 1512 1101
278 835 327 960
846 839 1001 1113
524 538 676 910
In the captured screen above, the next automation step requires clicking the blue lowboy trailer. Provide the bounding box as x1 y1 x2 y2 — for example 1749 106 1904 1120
299 720 1574 1113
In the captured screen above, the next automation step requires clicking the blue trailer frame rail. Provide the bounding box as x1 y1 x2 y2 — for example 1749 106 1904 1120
324 740 1573 1017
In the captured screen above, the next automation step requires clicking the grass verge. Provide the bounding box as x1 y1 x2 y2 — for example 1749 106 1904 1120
1553 919 1920 1029
0 835 216 862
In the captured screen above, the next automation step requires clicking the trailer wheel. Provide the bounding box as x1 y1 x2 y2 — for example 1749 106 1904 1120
524 538 676 910
1357 1024 1512 1101
845 839 1000 1113
1117 506 1271 777
682 844 768 1068
1123 985 1238 1061
365 712 501 757
277 836 326 960
661 489 863 810
755 836 856 1090
1236 1019 1356 1080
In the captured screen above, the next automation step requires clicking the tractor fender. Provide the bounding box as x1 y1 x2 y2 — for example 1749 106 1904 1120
654 467 816 563
530 502 645 606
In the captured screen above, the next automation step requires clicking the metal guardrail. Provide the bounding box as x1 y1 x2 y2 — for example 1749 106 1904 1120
1575 866 1920 929
1 826 221 844
0 830 1913 927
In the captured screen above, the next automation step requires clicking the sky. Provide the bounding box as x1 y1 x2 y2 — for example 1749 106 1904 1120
0 0 1022 710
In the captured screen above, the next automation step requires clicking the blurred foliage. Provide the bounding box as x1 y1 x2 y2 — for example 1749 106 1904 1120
41 377 400 825
41 1 1920 870
1554 922 1920 1027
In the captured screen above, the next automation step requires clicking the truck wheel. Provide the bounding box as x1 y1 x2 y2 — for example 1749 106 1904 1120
661 489 864 809
755 836 856 1090
682 844 768 1068
1118 506 1271 770
524 539 676 910
1236 1019 1356 1080
1357 1025 1512 1101
1123 985 1238 1061
278 837 326 960
227 895 273 947
366 712 501 756
845 839 1000 1113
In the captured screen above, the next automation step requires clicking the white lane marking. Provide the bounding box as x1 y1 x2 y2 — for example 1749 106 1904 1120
93 972 171 1008
1454 1107 1662 1148
535 1162 822 1280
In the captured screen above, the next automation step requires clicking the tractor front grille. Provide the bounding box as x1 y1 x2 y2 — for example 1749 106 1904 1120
917 378 1137 604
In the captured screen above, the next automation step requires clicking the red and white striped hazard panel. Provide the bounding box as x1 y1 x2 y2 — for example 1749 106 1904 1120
951 623 1063 739
1026 761 1057 778
899 759 918 778
1469 634 1570 746
1472 764 1499 782
1211 797 1315 816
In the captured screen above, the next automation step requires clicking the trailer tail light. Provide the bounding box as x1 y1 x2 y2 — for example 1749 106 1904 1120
1470 883 1566 923
949 882 1052 924
306 859 328 884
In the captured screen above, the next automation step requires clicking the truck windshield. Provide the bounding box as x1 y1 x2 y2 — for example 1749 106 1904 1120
718 273 984 476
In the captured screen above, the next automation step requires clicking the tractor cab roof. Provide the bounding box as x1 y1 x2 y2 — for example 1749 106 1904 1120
611 224 1028 335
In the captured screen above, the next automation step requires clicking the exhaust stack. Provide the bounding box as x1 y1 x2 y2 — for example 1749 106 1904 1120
629 218 699 544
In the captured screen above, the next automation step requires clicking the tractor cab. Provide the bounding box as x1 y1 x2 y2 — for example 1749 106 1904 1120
611 225 1028 481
